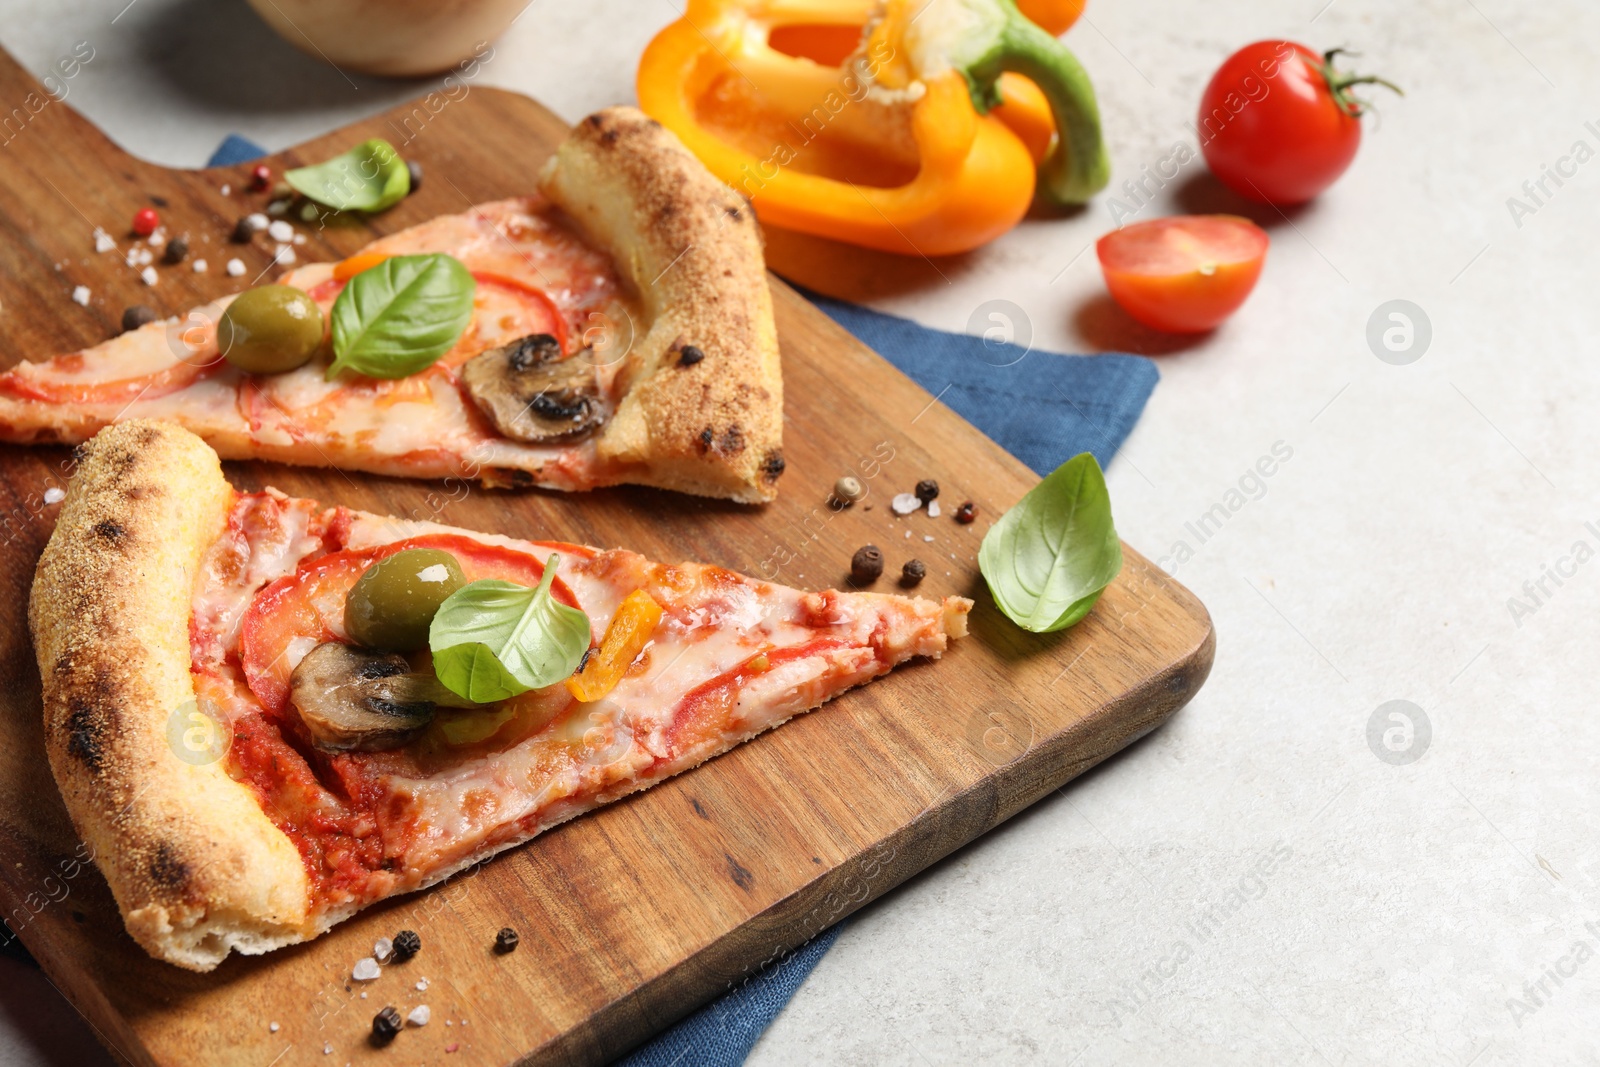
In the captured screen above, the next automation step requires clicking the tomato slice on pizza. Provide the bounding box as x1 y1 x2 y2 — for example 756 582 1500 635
0 108 785 503
30 422 971 970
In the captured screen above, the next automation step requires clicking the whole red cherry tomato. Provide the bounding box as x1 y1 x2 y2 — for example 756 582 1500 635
1097 215 1268 334
1198 41 1400 205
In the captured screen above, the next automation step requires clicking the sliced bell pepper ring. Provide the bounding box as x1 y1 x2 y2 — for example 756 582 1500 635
637 0 1108 255
565 589 664 703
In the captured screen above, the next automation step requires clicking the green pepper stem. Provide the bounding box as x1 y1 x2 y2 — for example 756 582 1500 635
984 5 1111 206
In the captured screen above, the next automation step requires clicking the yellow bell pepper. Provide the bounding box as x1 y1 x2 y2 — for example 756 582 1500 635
565 589 664 703
636 0 1109 257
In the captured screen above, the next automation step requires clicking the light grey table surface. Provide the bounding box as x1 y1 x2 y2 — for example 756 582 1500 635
3 1 1597 1064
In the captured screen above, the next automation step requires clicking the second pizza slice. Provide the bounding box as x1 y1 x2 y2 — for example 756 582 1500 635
0 108 784 502
32 421 971 971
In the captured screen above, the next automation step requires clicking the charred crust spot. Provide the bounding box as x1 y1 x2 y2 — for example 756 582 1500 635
92 519 126 545
645 117 663 129
716 426 746 456
725 853 754 891
724 204 743 222
490 467 537 487
658 202 676 220
697 427 714 453
584 113 604 130
65 702 105 771
677 345 705 368
149 842 190 890
760 449 786 482
133 424 161 449
601 128 620 146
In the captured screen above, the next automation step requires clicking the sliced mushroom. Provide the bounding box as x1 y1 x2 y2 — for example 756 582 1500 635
461 333 610 444
289 642 476 752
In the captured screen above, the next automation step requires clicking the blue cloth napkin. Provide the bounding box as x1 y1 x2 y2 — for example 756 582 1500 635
4 138 1161 1061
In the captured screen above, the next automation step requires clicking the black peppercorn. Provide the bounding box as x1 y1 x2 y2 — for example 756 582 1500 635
954 501 977 524
162 236 188 265
121 305 159 333
495 927 520 954
901 559 926 587
850 545 883 584
914 479 939 503
372 1006 403 1043
678 344 705 367
391 929 421 961
407 160 424 194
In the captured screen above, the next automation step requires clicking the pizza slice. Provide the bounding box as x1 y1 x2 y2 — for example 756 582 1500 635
0 108 785 503
31 421 971 971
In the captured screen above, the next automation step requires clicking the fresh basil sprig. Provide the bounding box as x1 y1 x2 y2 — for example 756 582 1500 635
328 253 476 380
978 453 1122 632
428 554 592 703
285 138 410 213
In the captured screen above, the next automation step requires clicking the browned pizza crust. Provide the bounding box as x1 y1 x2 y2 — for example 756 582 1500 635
28 420 317 971
541 107 785 504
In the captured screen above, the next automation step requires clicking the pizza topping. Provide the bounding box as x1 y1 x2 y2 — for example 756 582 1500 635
566 588 662 703
345 548 467 652
460 334 610 443
429 555 591 703
328 253 477 380
289 642 476 751
218 285 325 374
676 344 705 367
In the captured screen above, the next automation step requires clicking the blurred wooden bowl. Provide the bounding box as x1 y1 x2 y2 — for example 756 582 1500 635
246 0 526 77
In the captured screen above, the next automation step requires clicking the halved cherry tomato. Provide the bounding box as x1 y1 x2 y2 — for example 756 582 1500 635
239 534 583 716
1199 41 1400 205
1096 215 1268 334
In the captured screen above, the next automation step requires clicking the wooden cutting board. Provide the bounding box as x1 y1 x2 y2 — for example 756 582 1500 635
0 48 1212 1067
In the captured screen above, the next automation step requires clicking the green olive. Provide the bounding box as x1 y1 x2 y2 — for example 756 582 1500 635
345 549 467 652
218 285 324 374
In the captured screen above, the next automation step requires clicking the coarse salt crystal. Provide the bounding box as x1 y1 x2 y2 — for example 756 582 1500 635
927 500 941 518
351 957 381 981
148 231 165 247
44 487 65 504
71 285 90 306
219 183 231 195
275 245 296 265
373 937 393 962
407 1005 430 1027
246 212 269 231
93 229 115 253
904 529 911 539
923 535 934 543
322 1042 332 1055
192 258 208 273
294 233 306 245
269 1021 279 1033
226 258 246 277
415 978 429 991
890 493 921 516
140 266 158 286
266 200 289 217
267 220 293 242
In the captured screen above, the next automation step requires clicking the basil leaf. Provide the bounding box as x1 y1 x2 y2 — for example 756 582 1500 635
328 253 476 380
284 138 410 213
428 555 591 703
978 452 1122 633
